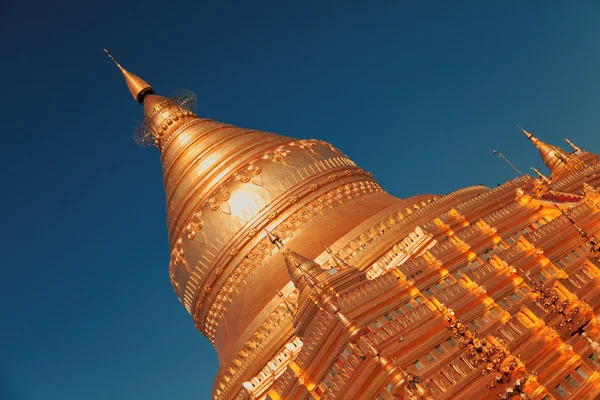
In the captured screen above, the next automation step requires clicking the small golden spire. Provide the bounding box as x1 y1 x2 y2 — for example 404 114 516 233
363 338 380 356
530 167 552 185
360 338 414 396
564 137 583 153
267 230 326 290
518 125 572 178
325 245 353 270
310 294 364 342
276 289 298 316
265 229 282 248
104 48 155 104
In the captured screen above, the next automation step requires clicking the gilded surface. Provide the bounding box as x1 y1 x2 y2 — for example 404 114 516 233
108 56 600 399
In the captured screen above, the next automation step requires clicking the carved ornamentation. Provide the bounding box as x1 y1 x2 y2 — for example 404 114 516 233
169 238 190 274
288 195 299 205
237 162 262 186
170 269 183 296
290 139 321 155
182 211 204 240
262 146 293 165
201 180 383 340
207 186 232 213
533 179 550 197
213 303 292 400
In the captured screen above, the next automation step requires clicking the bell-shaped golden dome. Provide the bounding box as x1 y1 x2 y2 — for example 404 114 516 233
108 52 469 399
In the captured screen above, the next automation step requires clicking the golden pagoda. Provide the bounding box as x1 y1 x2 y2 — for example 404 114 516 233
108 51 600 400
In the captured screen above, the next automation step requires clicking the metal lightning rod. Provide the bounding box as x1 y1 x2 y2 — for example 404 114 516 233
492 150 523 176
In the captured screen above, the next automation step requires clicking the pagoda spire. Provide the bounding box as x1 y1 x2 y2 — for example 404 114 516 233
104 49 155 104
276 289 298 316
518 125 571 178
362 339 430 399
323 299 365 343
530 167 552 185
266 230 326 291
267 231 369 343
363 339 407 384
564 137 583 153
325 245 355 271
518 125 534 140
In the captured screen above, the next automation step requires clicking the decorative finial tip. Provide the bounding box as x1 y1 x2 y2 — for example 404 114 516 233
518 124 533 139
563 137 583 152
103 48 119 66
363 339 380 356
265 229 286 251
104 49 154 104
265 229 279 244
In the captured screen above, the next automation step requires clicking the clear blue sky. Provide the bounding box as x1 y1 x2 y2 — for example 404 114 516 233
1 1 599 399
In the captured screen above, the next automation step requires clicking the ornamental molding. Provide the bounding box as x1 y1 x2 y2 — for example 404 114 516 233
201 179 383 340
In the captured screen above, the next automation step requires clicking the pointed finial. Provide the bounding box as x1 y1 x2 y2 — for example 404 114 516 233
517 124 533 140
530 167 552 184
518 125 573 178
104 48 155 104
104 48 118 65
268 231 327 290
554 148 569 163
265 229 278 243
333 309 364 343
363 338 380 356
359 338 413 396
564 137 583 153
265 229 284 250
277 289 298 316
324 244 355 271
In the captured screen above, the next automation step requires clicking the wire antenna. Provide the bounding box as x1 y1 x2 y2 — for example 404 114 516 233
492 150 523 176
